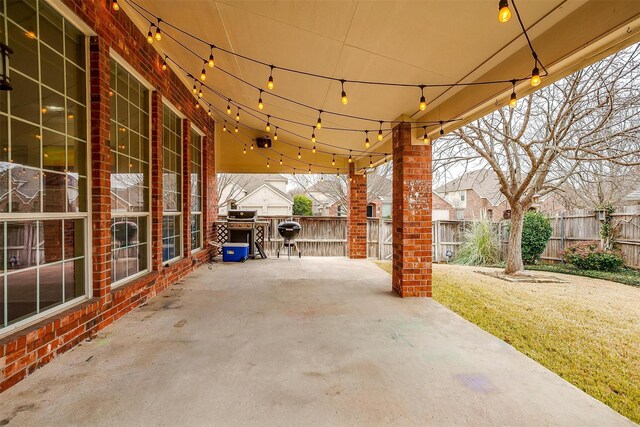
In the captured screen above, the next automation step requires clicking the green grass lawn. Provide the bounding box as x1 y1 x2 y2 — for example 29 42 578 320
375 261 640 423
526 263 640 287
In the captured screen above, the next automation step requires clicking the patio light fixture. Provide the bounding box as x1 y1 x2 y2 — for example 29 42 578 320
340 80 348 105
146 25 154 43
226 100 231 114
258 90 264 109
312 145 316 154
208 46 215 68
112 0 120 11
419 85 427 111
154 20 162 41
378 121 383 141
498 0 511 23
273 127 278 140
265 116 271 132
509 80 517 108
316 111 322 129
531 65 541 86
364 131 370 149
332 154 335 166
200 65 206 81
267 66 274 89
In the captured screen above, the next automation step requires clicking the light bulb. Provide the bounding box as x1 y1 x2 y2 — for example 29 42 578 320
312 145 316 154
531 67 541 87
498 0 511 23
274 129 278 141
279 157 283 166
112 0 119 11
341 90 348 105
297 149 301 159
266 161 270 168
258 91 264 110
311 132 316 144
207 108 212 116
267 75 274 90
509 92 517 108
200 68 206 81
316 113 322 129
236 111 240 122
192 83 197 95
235 125 239 133
208 51 215 68
162 60 167 71
243 147 246 154
419 95 427 111
332 155 335 166
250 144 254 150
198 88 203 98
378 130 383 141
265 122 271 132
365 132 370 149
369 157 373 168
223 122 227 132
348 152 352 163
147 29 153 44
155 26 162 41
226 101 231 115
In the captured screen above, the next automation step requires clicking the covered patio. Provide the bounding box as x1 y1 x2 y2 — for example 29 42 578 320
0 257 632 426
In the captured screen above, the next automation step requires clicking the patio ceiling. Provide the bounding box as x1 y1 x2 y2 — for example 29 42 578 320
120 0 640 173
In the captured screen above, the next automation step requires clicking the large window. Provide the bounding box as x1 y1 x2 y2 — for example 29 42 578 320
109 60 150 284
190 129 202 251
0 0 88 331
162 104 182 262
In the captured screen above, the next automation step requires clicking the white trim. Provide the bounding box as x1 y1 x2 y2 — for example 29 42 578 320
109 49 155 91
110 268 151 290
162 98 185 120
45 0 96 36
191 124 205 137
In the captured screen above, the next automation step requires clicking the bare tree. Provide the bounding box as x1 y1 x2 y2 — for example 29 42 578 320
216 174 256 210
435 43 640 274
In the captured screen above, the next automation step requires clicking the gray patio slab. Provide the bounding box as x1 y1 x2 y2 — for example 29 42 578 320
0 257 633 426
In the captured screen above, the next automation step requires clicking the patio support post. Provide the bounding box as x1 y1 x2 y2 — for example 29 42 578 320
202 133 217 251
392 121 432 297
347 162 367 259
89 36 112 301
150 92 163 271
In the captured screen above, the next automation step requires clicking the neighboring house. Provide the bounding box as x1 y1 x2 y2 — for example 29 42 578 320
435 169 509 222
218 174 293 216
432 192 456 220
306 174 393 218
623 188 640 204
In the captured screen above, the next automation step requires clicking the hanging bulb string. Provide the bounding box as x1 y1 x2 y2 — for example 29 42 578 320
510 0 548 77
126 0 547 91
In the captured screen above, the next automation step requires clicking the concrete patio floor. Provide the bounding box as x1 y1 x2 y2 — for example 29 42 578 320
0 257 633 426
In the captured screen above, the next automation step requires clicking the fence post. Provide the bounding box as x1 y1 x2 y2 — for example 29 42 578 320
559 212 565 254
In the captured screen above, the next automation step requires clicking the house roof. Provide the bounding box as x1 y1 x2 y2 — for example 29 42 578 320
237 183 293 205
435 169 504 206
229 174 289 195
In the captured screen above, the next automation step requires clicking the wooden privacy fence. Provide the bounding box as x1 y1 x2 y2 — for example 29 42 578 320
216 206 640 267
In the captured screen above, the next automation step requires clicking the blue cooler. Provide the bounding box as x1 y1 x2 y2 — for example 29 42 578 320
222 243 249 262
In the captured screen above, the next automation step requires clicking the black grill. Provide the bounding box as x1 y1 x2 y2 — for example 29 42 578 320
277 221 301 259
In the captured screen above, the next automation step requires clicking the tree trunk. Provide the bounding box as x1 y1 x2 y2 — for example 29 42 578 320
505 204 525 275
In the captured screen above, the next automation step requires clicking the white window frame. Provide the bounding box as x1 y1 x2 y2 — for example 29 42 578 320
108 52 154 289
0 0 93 339
189 125 203 253
161 100 184 264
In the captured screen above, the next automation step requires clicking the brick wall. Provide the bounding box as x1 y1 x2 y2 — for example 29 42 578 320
347 163 367 258
432 192 456 220
391 122 432 297
0 0 217 392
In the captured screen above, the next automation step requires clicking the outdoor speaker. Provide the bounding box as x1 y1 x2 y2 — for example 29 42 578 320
256 137 272 148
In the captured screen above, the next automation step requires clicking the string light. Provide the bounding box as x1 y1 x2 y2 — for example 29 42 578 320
266 160 270 168
198 85 203 98
207 107 212 116
208 46 215 68
146 25 154 44
223 121 227 132
419 85 427 111
273 127 278 141
226 100 231 115
112 0 119 11
235 124 239 133
195 101 200 108
439 121 444 136
332 154 335 166
161 57 167 71
265 115 271 132
348 150 352 163
531 64 541 87
423 126 430 144
267 66 274 90
384 154 388 163
236 108 240 122
311 128 316 144
243 145 246 154
509 80 517 108
321 173 324 181
250 143 254 150
364 131 370 149
378 121 383 141
297 148 301 159
258 90 264 110
308 164 312 174
336 169 340 177
369 156 373 168
154 20 162 41
279 155 283 165
340 80 348 105
263 139 269 148
192 80 197 95
498 0 511 23
200 65 206 81
312 145 316 154
316 111 322 129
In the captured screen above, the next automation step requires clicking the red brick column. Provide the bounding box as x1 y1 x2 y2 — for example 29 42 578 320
89 36 112 300
182 120 191 258
150 92 163 270
392 121 432 297
347 163 367 259
202 134 217 249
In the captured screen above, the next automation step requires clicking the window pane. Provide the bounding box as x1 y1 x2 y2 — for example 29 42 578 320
64 219 84 259
39 2 64 52
162 215 180 262
66 100 86 139
41 88 66 133
67 139 86 175
42 129 65 171
10 73 40 124
43 172 66 212
7 268 37 324
40 44 65 94
41 219 62 263
64 258 84 302
6 221 38 270
10 167 41 213
65 21 84 68
11 118 40 167
7 22 38 80
39 262 62 312
7 1 37 37
68 175 85 212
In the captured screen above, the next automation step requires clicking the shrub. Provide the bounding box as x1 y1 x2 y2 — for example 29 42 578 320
563 241 624 272
455 216 501 266
292 195 313 216
522 211 553 264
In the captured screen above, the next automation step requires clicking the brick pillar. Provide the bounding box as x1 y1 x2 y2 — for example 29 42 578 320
89 36 112 300
182 120 191 258
202 134 217 251
392 121 432 297
150 92 163 270
347 163 367 259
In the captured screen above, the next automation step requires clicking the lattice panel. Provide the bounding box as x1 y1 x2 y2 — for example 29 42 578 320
256 224 266 247
215 223 228 254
